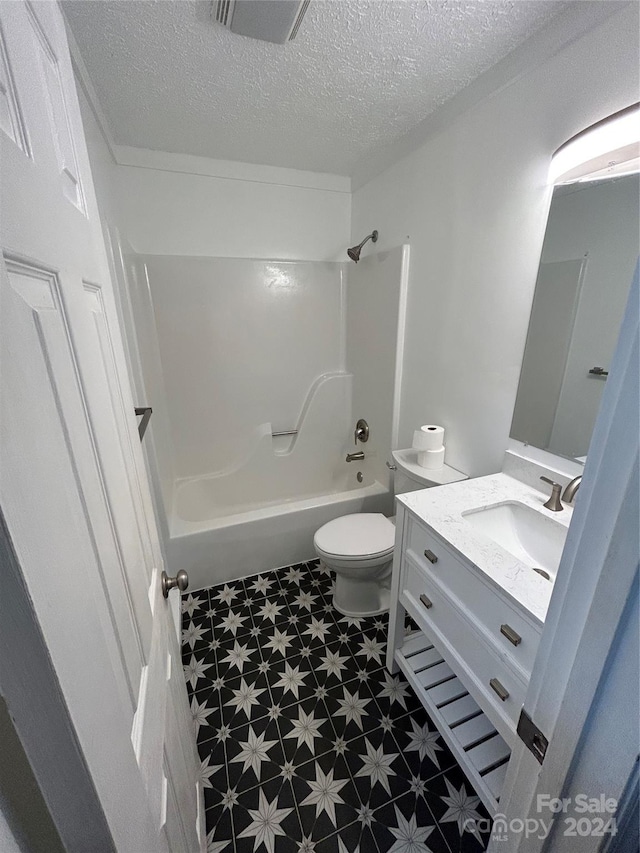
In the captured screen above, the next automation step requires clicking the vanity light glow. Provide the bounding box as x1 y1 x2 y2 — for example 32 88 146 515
550 105 640 184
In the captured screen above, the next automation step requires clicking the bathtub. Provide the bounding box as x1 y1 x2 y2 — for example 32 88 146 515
167 468 392 591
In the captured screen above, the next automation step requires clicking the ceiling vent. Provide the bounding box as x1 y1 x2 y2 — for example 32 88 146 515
212 0 311 44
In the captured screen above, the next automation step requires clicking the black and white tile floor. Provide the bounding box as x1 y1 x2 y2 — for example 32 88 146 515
182 560 490 853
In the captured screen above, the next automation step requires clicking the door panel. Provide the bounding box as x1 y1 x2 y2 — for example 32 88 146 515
3 255 138 711
28 0 85 212
1 251 156 850
0 19 29 154
77 278 153 662
166 651 205 852
0 2 201 849
134 571 169 827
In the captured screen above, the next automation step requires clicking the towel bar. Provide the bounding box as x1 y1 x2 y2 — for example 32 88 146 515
135 407 152 441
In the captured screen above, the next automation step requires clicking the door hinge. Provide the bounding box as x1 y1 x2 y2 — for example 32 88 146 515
517 708 548 764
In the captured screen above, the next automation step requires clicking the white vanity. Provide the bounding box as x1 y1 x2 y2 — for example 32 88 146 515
386 469 572 815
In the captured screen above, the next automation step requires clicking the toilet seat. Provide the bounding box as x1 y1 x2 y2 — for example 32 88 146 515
314 513 395 561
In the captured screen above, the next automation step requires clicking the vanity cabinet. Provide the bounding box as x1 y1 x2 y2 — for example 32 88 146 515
387 503 543 815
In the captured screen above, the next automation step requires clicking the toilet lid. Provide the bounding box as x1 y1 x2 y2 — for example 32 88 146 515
314 513 395 559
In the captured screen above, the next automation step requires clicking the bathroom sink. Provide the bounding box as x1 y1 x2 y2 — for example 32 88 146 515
462 501 567 580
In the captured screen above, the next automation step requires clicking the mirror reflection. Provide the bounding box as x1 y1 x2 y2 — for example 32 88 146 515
511 172 639 462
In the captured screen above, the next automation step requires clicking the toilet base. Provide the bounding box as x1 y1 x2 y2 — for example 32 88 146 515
332 573 391 618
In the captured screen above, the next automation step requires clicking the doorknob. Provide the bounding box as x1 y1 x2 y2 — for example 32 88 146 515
162 569 189 598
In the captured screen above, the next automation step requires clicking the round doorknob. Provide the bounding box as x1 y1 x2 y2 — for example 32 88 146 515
162 569 189 599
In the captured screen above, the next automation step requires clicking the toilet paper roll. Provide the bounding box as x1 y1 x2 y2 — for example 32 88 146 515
417 447 445 469
412 425 445 451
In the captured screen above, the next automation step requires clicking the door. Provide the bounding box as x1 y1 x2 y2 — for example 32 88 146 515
0 2 202 850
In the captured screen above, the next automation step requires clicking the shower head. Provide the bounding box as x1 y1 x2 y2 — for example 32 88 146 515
347 230 378 262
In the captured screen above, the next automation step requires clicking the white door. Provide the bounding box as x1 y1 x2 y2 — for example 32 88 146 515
0 2 203 850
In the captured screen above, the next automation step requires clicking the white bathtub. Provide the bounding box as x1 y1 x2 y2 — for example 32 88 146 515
167 468 392 591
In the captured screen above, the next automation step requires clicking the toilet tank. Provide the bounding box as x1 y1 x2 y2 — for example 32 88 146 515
390 448 468 498
393 469 433 496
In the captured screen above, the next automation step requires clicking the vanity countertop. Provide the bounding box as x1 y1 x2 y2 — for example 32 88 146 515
397 472 574 626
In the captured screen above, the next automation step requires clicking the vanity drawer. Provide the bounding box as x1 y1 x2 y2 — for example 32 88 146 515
406 516 541 679
401 557 527 742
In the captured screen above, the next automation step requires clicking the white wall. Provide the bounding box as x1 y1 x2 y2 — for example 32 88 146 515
543 175 639 458
146 256 346 480
112 150 351 263
351 4 639 478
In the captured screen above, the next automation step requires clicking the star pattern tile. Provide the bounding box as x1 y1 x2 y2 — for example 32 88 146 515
182 561 491 853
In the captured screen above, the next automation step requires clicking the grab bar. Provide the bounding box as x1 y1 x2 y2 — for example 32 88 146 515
271 429 298 437
135 407 153 441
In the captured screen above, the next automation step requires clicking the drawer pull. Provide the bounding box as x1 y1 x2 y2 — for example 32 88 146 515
419 593 433 610
490 678 509 701
500 624 522 646
423 549 438 564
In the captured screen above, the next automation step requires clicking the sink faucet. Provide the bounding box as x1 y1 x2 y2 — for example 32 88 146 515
563 476 582 503
346 451 365 463
540 476 563 511
540 474 582 511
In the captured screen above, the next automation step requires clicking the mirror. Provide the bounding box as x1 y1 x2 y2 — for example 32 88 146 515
511 172 639 462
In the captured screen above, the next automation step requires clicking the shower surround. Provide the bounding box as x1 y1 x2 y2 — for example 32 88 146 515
124 250 408 589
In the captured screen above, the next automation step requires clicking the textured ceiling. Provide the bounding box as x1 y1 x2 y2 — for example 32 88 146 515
64 0 567 175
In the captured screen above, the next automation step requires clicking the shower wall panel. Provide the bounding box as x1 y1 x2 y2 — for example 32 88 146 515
346 246 408 487
144 256 346 480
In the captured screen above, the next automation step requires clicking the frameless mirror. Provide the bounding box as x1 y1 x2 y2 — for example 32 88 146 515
511 172 639 462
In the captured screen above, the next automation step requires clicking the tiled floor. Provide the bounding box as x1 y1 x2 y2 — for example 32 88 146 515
182 560 490 853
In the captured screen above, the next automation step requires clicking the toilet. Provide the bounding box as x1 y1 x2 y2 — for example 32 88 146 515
314 462 445 617
314 513 396 617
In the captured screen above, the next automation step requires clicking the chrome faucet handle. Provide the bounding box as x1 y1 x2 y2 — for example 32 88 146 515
540 476 563 512
354 418 369 445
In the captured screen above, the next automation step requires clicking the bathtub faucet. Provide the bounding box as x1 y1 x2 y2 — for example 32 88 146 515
346 451 365 463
